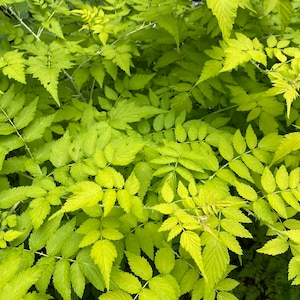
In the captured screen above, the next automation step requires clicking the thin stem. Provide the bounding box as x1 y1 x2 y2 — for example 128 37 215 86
6 5 40 41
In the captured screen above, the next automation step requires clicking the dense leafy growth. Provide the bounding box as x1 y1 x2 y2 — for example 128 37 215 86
1 0 300 299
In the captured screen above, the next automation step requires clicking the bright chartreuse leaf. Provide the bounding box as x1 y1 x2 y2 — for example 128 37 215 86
53 260 71 300
257 236 289 255
108 100 164 130
206 0 240 39
91 239 117 290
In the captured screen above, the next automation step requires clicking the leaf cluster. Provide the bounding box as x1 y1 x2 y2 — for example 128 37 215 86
1 0 300 299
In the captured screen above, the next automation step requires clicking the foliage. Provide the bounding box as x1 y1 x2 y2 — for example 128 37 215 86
1 0 300 299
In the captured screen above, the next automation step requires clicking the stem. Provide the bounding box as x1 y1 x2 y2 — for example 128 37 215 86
6 5 41 41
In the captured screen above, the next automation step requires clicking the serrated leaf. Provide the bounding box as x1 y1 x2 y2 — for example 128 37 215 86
56 181 103 218
219 231 243 255
219 136 234 161
221 207 252 223
46 218 76 256
197 60 223 83
206 0 239 39
134 162 153 200
203 238 229 284
128 73 155 90
53 260 71 300
157 14 180 47
180 231 206 280
149 275 180 300
267 193 288 218
90 61 105 88
138 289 160 300
289 168 300 189
101 228 124 241
70 262 85 298
23 114 55 142
1 50 26 83
161 181 174 203
50 131 71 168
13 98 38 130
285 230 300 243
125 172 140 195
229 160 253 182
241 154 264 174
99 290 133 300
111 270 142 294
281 191 300 211
220 219 253 238
216 278 239 291
117 189 132 213
125 251 153 281
29 197 51 230
29 215 62 251
155 247 175 275
261 167 276 194
79 229 100 248
253 199 274 224
235 181 257 201
103 189 117 217
277 0 294 32
91 239 117 290
257 237 289 255
113 49 131 75
245 125 257 149
0 266 43 300
175 123 187 142
288 256 300 281
271 133 300 166
180 269 199 295
232 129 246 154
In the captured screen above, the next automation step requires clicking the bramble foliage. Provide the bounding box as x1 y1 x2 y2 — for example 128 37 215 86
1 0 300 299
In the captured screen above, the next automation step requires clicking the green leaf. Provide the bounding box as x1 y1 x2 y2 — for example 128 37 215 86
203 238 229 284
235 181 257 201
277 0 294 32
219 231 243 255
175 123 187 143
216 278 239 291
232 129 246 155
103 189 117 217
51 181 103 218
53 260 71 300
271 133 300 166
29 215 62 251
149 275 180 300
128 73 155 90
46 218 76 256
253 199 274 224
157 14 180 47
229 160 253 182
111 270 142 294
257 236 289 255
0 266 43 300
108 100 163 130
13 98 38 130
180 269 199 295
125 172 140 195
125 251 153 281
267 193 287 218
288 256 300 282
90 61 105 88
245 125 257 149
284 230 300 243
219 136 234 161
91 239 117 290
50 131 71 168
138 289 160 300
117 189 132 213
161 181 174 203
134 162 153 200
241 154 264 174
0 50 26 83
22 114 56 142
180 231 206 280
113 45 132 75
206 0 239 39
0 248 21 289
35 257 56 293
70 262 85 298
155 247 175 275
29 197 50 230
79 230 100 248
220 219 253 238
261 167 276 193
99 291 133 300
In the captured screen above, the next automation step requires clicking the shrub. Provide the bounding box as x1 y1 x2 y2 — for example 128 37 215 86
1 0 300 299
